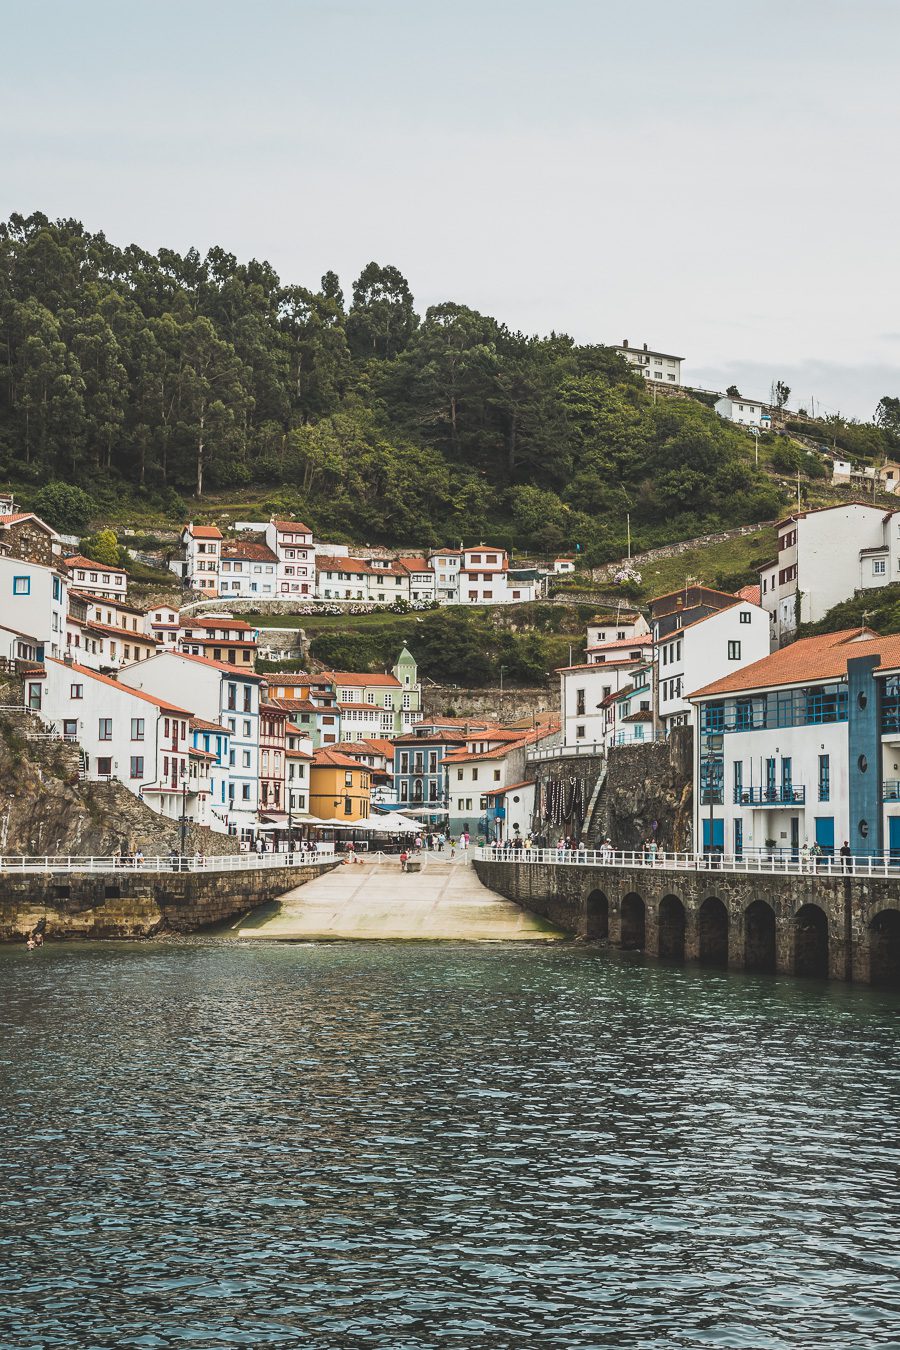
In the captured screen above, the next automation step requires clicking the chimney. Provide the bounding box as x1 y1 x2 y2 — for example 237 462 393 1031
622 338 629 349
643 342 648 351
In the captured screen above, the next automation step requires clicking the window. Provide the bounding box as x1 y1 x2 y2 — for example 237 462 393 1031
874 559 887 576
576 689 585 716
493 770 501 781
243 686 252 712
242 784 251 801
733 760 743 800
98 718 112 741
243 720 251 737
727 641 741 661
818 754 830 802
739 611 751 624
130 756 144 779
472 768 478 781
71 684 83 700
457 768 463 780
12 576 30 596
242 750 251 768
345 771 353 787
97 757 112 777
576 724 586 739
131 718 144 741
344 797 353 815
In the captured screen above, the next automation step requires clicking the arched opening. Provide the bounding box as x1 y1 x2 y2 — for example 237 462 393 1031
698 897 729 967
658 895 686 961
869 909 900 988
793 904 829 979
585 889 609 941
620 893 645 950
744 899 776 973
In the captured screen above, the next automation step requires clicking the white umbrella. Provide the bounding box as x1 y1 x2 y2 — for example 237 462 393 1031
370 812 423 833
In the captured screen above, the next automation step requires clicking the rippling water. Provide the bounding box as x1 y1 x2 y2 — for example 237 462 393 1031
1 941 898 1349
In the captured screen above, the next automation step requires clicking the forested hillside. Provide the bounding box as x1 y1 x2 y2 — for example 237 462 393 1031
0 211 786 560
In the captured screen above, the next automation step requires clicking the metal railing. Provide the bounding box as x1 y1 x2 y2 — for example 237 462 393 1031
476 845 900 878
527 742 605 761
735 785 807 806
0 850 337 875
883 780 900 801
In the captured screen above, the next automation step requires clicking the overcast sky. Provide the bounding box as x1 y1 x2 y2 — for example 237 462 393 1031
3 0 897 419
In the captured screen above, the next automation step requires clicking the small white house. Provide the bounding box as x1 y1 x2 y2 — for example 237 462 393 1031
714 395 772 429
0 555 68 660
616 340 683 385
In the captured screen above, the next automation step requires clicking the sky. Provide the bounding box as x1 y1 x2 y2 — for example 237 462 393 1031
2 0 898 419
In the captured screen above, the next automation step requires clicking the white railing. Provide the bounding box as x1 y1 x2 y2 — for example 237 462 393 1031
527 742 605 761
476 846 900 879
0 850 337 875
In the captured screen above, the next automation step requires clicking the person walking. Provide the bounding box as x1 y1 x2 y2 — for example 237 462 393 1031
840 840 852 872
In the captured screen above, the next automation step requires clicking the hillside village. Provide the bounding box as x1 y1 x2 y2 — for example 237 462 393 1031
6 470 900 863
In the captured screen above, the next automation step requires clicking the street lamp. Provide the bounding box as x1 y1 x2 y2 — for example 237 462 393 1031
179 767 189 860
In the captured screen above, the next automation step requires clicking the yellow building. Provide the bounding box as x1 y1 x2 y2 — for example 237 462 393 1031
309 747 371 822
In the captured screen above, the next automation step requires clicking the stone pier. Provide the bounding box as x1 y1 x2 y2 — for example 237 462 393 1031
474 858 900 986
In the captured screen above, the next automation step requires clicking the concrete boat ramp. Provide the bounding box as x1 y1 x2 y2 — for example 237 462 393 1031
231 855 564 942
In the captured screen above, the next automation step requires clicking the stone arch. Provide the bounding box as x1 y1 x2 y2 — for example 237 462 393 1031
793 903 829 979
744 899 776 973
585 889 609 941
658 894 686 961
620 893 645 950
698 897 729 967
869 908 900 988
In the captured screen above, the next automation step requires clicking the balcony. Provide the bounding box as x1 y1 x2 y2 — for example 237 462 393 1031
883 780 900 801
734 785 806 806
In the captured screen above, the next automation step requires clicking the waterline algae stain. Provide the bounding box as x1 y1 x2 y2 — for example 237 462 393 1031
1 941 897 1348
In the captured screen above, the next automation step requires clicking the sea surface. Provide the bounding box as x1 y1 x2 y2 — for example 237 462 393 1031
0 940 898 1349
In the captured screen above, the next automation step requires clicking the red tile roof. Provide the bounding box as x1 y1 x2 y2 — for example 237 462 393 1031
220 541 277 563
154 650 264 679
184 524 223 539
736 584 762 605
271 520 312 534
0 513 57 533
688 628 900 700
312 747 368 770
190 717 228 734
63 555 126 574
183 616 254 632
327 672 401 687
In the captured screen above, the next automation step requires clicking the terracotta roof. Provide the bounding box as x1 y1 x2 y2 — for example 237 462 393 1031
315 555 372 575
395 557 433 573
184 616 254 632
312 747 367 770
189 746 218 759
0 513 57 534
622 710 654 722
585 637 654 652
63 555 126 574
184 524 223 539
271 520 312 534
558 654 648 672
190 717 228 734
688 628 900 700
260 701 289 715
220 541 277 563
264 673 311 687
334 738 396 759
153 650 264 680
649 585 739 610
69 590 144 615
178 636 256 649
286 745 314 758
327 672 401 688
83 620 157 642
442 726 559 764
494 779 535 795
736 584 762 605
391 730 468 745
50 659 192 715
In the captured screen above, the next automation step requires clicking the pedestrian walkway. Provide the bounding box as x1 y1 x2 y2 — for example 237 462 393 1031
233 853 563 941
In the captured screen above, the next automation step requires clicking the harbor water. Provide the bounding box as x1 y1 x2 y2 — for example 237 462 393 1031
1 941 898 1348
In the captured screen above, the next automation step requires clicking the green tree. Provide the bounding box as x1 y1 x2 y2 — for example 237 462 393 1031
32 480 96 532
81 527 121 566
346 262 417 360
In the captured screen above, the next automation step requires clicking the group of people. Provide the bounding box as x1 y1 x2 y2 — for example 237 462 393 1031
112 846 145 868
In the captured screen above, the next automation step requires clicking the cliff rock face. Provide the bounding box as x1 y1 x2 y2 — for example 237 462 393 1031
0 703 240 858
531 729 693 853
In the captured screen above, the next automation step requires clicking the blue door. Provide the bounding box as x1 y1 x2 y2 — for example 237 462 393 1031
703 819 724 853
766 757 776 801
815 817 835 857
782 757 793 801
889 817 900 863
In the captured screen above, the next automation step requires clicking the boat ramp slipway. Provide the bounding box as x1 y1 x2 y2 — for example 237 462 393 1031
232 852 563 942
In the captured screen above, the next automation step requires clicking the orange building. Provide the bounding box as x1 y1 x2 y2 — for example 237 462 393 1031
308 747 371 822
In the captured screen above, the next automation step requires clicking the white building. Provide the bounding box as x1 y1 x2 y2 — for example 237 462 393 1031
586 610 651 655
457 546 538 605
654 599 769 732
119 651 263 838
218 539 278 597
189 716 233 833
264 520 316 598
687 626 900 862
759 502 899 649
61 555 128 600
146 604 181 649
616 340 683 385
429 548 462 603
559 649 650 748
0 555 68 660
443 725 558 839
714 395 772 430
32 658 196 823
285 723 314 822
181 523 222 596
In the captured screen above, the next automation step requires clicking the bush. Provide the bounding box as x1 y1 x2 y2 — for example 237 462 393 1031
32 481 97 533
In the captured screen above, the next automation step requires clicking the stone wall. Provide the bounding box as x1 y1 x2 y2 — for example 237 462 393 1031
591 521 775 580
528 729 693 852
474 858 900 986
421 685 554 723
0 859 339 941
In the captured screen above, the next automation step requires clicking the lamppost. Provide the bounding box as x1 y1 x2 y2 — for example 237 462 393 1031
179 767 189 861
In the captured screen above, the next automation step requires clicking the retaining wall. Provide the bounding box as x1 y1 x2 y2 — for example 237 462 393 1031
0 860 340 941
